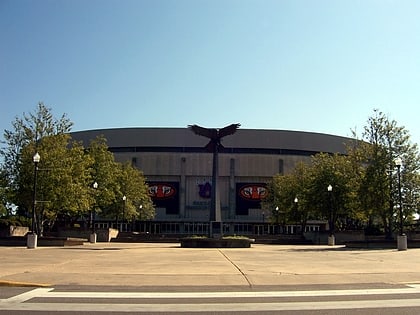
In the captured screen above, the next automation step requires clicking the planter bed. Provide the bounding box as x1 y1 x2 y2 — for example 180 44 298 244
180 237 253 248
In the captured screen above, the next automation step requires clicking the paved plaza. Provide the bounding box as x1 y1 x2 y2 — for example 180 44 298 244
0 243 419 288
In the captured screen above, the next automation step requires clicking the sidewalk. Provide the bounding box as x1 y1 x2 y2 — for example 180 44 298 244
1 242 419 288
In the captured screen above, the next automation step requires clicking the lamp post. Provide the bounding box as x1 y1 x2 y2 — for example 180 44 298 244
294 197 298 235
138 204 143 232
90 181 98 243
327 184 335 246
274 206 280 233
395 157 407 251
27 152 40 249
122 195 126 232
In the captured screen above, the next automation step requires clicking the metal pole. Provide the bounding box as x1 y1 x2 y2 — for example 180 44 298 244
122 195 126 232
32 161 39 235
395 159 407 251
90 182 98 243
397 165 403 235
327 185 335 246
28 152 40 249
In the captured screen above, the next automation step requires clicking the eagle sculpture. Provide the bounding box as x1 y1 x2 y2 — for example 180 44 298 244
188 123 241 151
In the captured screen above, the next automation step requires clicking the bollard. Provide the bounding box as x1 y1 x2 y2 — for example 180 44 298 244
328 234 335 246
89 233 97 244
397 234 407 251
27 233 38 249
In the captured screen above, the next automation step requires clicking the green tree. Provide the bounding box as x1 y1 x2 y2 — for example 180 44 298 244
0 103 83 233
357 109 420 237
115 162 154 226
18 134 93 233
307 153 362 234
0 169 9 217
86 137 154 228
265 152 363 235
289 162 314 234
264 173 295 226
87 136 120 220
263 162 313 233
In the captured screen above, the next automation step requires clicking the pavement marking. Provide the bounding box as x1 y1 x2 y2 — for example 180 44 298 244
36 285 420 299
0 288 53 304
1 285 420 312
1 299 420 312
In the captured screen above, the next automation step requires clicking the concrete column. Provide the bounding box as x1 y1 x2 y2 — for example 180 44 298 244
279 159 284 175
180 157 186 218
229 158 236 220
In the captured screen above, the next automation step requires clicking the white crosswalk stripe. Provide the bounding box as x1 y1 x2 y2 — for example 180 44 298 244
1 285 420 313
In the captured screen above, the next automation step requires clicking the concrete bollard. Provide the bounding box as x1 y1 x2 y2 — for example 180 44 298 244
89 233 97 244
328 234 335 246
27 233 38 249
397 234 407 251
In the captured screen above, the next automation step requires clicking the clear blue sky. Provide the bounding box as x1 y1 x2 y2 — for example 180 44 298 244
1 0 420 144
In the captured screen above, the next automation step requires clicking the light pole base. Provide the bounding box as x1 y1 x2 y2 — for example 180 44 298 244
397 234 407 251
89 233 97 244
328 235 335 246
27 233 38 249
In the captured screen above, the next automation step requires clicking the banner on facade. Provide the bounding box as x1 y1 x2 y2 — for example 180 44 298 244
148 182 180 215
236 183 268 215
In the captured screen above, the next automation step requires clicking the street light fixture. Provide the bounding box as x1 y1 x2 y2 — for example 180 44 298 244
327 184 335 246
27 152 40 249
395 157 407 250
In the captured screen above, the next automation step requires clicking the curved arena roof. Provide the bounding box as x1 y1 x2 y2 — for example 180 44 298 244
71 128 352 156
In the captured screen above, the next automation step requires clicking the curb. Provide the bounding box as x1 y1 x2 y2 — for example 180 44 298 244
0 280 51 287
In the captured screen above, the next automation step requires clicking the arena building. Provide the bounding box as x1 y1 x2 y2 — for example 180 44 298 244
71 127 351 236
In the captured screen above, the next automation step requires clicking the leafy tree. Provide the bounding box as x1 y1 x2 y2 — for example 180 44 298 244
265 152 363 235
86 136 154 226
18 134 89 233
264 173 295 226
0 103 77 232
33 135 93 232
86 136 120 221
289 162 315 234
113 162 154 226
307 153 362 234
263 162 314 233
1 102 72 184
0 170 9 216
1 103 154 234
357 109 420 237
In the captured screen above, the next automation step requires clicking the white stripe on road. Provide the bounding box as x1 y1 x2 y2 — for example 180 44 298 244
1 285 420 312
2 299 420 312
0 288 53 304
30 284 420 299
